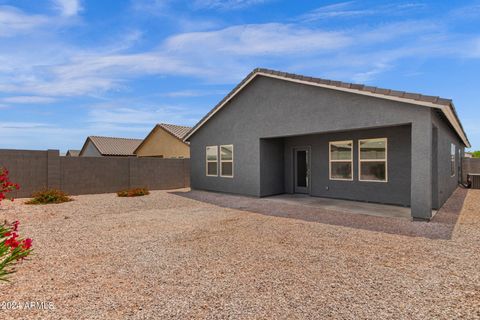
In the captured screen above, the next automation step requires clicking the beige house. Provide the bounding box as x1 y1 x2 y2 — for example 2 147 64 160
134 123 191 158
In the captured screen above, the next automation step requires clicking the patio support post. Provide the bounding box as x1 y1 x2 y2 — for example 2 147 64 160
410 120 433 220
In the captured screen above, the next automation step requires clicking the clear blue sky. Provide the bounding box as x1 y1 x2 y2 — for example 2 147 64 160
0 0 479 152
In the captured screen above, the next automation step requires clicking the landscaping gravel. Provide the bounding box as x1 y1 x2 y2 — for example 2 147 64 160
0 188 479 319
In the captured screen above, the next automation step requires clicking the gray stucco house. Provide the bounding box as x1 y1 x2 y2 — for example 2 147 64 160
185 68 470 220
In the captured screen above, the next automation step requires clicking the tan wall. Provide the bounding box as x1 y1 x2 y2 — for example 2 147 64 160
136 127 190 158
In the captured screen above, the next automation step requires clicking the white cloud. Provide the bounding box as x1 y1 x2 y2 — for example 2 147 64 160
299 1 427 22
88 105 201 126
0 121 51 129
466 37 480 58
300 1 374 21
161 89 227 97
165 23 350 56
52 0 82 17
132 0 171 15
0 2 479 102
0 6 49 37
193 0 269 10
2 96 57 104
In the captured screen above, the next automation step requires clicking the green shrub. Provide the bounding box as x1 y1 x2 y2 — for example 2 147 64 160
117 188 150 197
26 189 73 205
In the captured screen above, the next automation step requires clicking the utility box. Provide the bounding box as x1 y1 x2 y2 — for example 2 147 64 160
468 174 480 189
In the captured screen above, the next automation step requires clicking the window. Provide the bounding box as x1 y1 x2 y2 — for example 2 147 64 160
359 138 387 182
220 145 234 178
451 143 456 177
329 140 353 180
206 146 218 176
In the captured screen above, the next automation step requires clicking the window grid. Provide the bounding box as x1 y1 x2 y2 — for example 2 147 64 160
206 146 218 177
329 140 353 181
220 145 234 178
358 138 388 182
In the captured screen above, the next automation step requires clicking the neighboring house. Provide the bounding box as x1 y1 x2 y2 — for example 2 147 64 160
79 136 143 157
65 150 80 157
465 152 473 158
185 68 470 220
134 123 191 158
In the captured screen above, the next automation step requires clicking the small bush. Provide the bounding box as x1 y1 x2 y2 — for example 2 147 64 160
26 189 73 205
117 188 150 197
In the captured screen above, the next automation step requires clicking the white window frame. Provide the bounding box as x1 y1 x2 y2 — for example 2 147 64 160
206 146 218 177
358 138 388 183
451 143 456 177
220 144 234 178
329 140 353 181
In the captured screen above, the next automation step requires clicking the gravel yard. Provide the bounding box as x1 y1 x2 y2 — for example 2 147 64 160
0 188 479 319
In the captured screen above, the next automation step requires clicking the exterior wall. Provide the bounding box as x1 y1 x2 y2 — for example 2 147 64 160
136 127 190 158
190 75 435 218
260 138 285 196
281 125 411 206
0 149 190 197
431 110 464 209
81 140 102 157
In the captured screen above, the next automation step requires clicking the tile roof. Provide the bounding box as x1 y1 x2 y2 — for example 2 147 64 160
158 123 192 140
184 68 469 147
255 68 453 105
86 136 143 156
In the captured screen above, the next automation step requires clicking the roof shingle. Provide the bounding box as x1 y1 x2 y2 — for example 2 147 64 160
86 136 143 156
158 123 192 140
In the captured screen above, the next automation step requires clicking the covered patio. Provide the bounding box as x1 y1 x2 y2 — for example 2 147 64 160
174 188 465 239
266 194 412 219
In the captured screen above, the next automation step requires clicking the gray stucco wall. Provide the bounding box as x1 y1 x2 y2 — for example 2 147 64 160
278 125 411 206
431 110 464 208
260 138 285 196
189 75 441 218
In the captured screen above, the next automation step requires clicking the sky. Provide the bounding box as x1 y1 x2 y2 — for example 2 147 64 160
0 0 479 152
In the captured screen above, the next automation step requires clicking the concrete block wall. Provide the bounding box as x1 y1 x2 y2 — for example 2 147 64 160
0 149 190 198
463 158 480 183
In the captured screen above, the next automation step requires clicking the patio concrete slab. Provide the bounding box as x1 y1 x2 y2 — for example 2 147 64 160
173 188 466 239
265 194 412 219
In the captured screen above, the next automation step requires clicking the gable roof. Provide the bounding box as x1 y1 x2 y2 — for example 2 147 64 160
66 150 80 157
158 123 192 140
79 136 143 156
184 68 470 147
134 123 192 154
